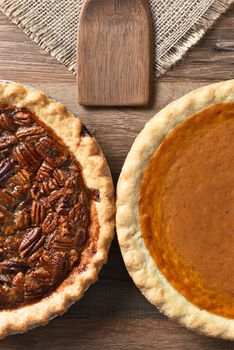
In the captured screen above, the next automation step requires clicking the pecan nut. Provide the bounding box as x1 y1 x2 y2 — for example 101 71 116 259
35 137 69 166
42 213 58 234
14 210 30 230
0 112 16 131
0 135 18 150
13 143 41 170
30 201 46 226
19 227 43 258
0 158 15 185
0 259 28 274
48 188 66 204
16 126 45 141
13 111 32 126
36 161 54 180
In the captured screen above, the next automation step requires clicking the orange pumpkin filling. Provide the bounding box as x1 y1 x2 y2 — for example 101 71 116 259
139 102 234 319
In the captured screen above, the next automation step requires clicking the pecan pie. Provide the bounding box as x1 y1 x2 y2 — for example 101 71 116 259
117 81 234 339
0 82 115 338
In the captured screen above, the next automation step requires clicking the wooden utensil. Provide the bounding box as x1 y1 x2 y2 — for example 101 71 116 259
77 0 152 106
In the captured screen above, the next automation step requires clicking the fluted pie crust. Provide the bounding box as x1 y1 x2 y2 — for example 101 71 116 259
116 80 234 340
0 82 115 338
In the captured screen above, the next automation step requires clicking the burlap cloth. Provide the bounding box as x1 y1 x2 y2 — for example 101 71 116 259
0 0 233 78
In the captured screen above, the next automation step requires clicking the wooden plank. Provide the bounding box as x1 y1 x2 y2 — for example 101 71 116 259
0 320 233 350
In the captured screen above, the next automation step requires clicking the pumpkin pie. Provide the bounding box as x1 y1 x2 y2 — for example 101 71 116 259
117 80 234 339
0 81 115 338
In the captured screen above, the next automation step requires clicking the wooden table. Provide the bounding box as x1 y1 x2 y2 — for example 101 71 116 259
0 7 234 350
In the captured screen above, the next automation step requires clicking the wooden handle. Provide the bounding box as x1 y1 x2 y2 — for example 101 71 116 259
77 0 152 106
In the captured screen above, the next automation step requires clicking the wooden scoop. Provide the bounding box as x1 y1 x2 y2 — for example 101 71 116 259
77 0 152 106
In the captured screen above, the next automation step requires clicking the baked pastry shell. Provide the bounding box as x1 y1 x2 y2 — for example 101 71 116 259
0 81 115 338
116 80 234 340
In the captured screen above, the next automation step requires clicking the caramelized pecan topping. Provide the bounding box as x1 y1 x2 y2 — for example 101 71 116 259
13 111 33 126
0 105 99 310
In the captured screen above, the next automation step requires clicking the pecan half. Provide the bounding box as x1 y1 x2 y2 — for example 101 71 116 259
19 227 42 258
0 134 17 150
0 158 15 185
35 137 69 166
48 251 67 281
24 286 44 302
16 126 45 141
48 188 66 204
42 213 58 234
0 112 16 131
36 161 54 180
24 236 45 258
14 209 30 230
24 267 51 301
27 249 43 264
13 143 41 171
11 272 25 304
40 197 52 211
30 201 46 226
49 232 74 250
8 168 31 198
0 259 28 274
17 168 31 184
13 111 32 126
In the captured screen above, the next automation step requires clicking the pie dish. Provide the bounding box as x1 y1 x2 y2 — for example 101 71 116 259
0 81 115 338
116 80 234 340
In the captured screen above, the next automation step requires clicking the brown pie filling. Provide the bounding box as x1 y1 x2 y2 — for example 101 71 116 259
0 105 99 310
139 102 234 319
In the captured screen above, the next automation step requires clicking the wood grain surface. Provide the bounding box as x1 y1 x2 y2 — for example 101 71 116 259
0 5 234 349
77 0 152 106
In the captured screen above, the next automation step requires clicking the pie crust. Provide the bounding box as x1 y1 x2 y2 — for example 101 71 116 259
116 80 234 340
0 81 115 338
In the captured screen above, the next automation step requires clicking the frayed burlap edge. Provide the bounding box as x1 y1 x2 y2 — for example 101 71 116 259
0 0 233 78
156 0 233 77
